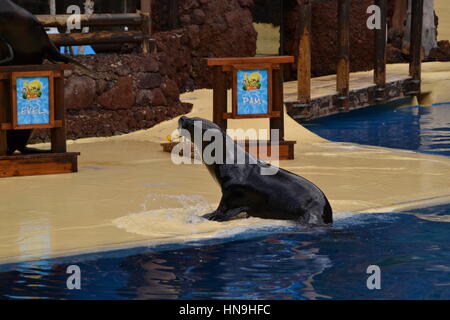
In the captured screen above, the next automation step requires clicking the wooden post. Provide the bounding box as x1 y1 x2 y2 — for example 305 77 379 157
392 0 408 35
51 70 67 153
337 0 350 111
297 0 311 105
169 0 178 29
409 0 424 81
140 0 152 53
212 66 228 131
279 0 285 55
271 66 285 142
0 78 9 156
374 0 387 102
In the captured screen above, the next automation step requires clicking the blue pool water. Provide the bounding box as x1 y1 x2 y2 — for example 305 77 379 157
304 101 450 156
0 209 449 300
1 102 449 300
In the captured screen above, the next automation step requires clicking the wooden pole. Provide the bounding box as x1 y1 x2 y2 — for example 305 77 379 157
212 67 228 131
49 30 146 46
297 0 311 105
271 66 285 142
38 14 145 28
409 0 424 81
374 0 387 103
337 0 350 111
0 78 9 156
169 0 179 29
140 0 152 53
51 69 67 153
374 0 387 86
279 0 285 55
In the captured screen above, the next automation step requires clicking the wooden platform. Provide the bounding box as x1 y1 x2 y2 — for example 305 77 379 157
284 72 420 122
0 153 80 178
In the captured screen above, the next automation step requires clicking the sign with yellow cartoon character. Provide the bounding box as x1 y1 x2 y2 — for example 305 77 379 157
233 65 272 118
12 71 54 129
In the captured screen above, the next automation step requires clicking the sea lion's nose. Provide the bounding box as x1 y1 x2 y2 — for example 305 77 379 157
179 116 189 127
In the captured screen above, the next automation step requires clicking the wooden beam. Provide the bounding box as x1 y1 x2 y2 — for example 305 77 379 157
140 0 152 53
168 0 179 29
0 79 9 156
374 0 387 91
37 13 144 28
51 73 67 153
207 56 294 67
212 66 228 131
337 0 350 111
49 31 146 46
279 0 285 55
392 0 408 34
0 65 73 73
297 0 311 105
271 67 285 142
409 0 424 82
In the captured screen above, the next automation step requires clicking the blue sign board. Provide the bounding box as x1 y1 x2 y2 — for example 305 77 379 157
237 69 269 115
15 76 51 127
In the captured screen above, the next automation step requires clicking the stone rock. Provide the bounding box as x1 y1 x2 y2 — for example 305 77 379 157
191 9 206 25
151 88 168 106
135 72 162 89
136 90 154 106
98 77 135 110
161 79 180 101
387 44 406 63
428 40 450 61
65 76 96 110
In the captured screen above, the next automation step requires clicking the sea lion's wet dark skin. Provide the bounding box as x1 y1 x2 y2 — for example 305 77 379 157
178 116 333 225
0 0 89 154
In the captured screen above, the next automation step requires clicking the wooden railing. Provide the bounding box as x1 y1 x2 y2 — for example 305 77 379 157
297 0 424 108
36 0 154 53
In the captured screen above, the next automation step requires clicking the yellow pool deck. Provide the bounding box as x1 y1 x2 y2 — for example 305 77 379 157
1 62 450 265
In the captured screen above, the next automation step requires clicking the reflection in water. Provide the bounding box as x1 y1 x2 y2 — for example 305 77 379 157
0 206 449 300
18 215 51 262
304 103 450 156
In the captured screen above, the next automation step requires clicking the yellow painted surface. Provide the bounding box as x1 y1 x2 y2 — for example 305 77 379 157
435 0 450 41
1 62 450 265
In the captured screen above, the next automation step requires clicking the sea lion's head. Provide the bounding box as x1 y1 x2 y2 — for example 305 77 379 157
178 116 225 144
178 116 229 163
178 116 222 136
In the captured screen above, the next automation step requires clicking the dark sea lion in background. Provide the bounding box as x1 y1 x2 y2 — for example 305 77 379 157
178 116 333 225
0 0 90 154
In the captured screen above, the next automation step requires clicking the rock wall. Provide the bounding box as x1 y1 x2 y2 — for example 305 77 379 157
31 0 256 142
153 0 257 89
283 0 375 78
32 53 192 142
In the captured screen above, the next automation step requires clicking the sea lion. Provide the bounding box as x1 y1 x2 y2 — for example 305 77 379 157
0 0 89 154
178 116 333 225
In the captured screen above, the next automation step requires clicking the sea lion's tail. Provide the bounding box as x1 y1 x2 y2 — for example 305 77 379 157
46 44 92 74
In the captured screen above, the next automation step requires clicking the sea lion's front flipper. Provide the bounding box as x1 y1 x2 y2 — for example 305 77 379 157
0 38 14 65
202 207 250 222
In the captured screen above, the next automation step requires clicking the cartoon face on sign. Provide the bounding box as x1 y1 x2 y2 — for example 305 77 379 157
237 69 269 115
21 80 43 100
16 76 50 126
242 72 262 91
